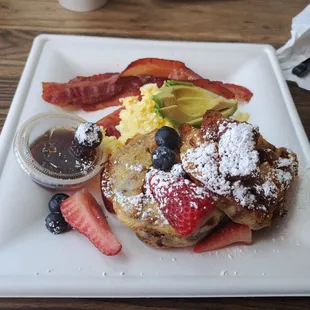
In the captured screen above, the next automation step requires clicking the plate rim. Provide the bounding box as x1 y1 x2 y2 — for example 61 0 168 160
1 34 310 297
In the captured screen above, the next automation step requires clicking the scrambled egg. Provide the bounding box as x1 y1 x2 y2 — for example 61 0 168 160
117 84 174 144
101 83 247 155
101 84 174 154
101 133 123 155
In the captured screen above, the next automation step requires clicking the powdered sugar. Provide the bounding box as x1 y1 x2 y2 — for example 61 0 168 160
232 181 256 208
75 122 101 145
170 163 187 178
101 166 169 224
74 159 93 172
181 143 230 195
190 201 198 209
275 169 293 189
276 155 298 175
141 208 153 220
276 157 293 168
125 163 144 172
182 119 297 213
114 191 145 211
218 123 259 177
259 180 278 200
146 167 215 235
147 168 211 208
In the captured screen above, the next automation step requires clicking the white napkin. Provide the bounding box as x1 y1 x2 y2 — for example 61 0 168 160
276 4 310 90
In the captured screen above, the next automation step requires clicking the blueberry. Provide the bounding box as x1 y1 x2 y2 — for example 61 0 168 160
152 146 175 171
74 122 103 148
44 213 69 235
155 126 180 150
48 193 69 214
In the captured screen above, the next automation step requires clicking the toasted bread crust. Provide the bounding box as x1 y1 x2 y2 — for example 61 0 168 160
101 110 298 247
101 130 225 248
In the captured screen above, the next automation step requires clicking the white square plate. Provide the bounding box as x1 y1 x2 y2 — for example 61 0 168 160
0 34 310 297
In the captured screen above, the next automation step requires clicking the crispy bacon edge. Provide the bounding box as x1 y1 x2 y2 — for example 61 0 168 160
42 58 253 113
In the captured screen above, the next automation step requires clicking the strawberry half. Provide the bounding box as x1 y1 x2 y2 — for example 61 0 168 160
60 189 122 256
193 222 252 253
148 170 215 236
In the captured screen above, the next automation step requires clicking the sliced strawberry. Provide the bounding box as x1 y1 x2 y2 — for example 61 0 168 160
96 107 123 138
60 189 121 256
193 222 252 253
121 58 202 80
148 170 215 236
223 83 253 102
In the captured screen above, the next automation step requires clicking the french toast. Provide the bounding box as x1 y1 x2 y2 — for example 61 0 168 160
101 131 225 248
180 110 298 230
101 110 298 248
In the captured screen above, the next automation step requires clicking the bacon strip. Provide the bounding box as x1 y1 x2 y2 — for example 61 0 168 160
82 76 165 111
95 79 236 138
121 58 202 80
96 107 123 138
223 83 253 102
192 79 235 100
68 73 118 84
42 58 253 111
43 74 166 111
42 73 120 107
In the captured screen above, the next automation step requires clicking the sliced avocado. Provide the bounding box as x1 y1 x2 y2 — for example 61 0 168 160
176 97 233 117
156 105 192 126
188 117 203 128
171 86 216 99
153 80 238 128
153 93 176 108
164 80 193 87
221 104 238 118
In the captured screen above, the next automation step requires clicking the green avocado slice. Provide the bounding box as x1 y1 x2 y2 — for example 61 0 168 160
153 80 238 128
156 105 192 126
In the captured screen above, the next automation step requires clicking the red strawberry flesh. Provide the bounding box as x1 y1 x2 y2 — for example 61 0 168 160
148 169 215 236
60 189 121 256
193 222 252 253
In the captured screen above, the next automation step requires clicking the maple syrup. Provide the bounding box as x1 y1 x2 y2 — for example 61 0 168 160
30 128 98 175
